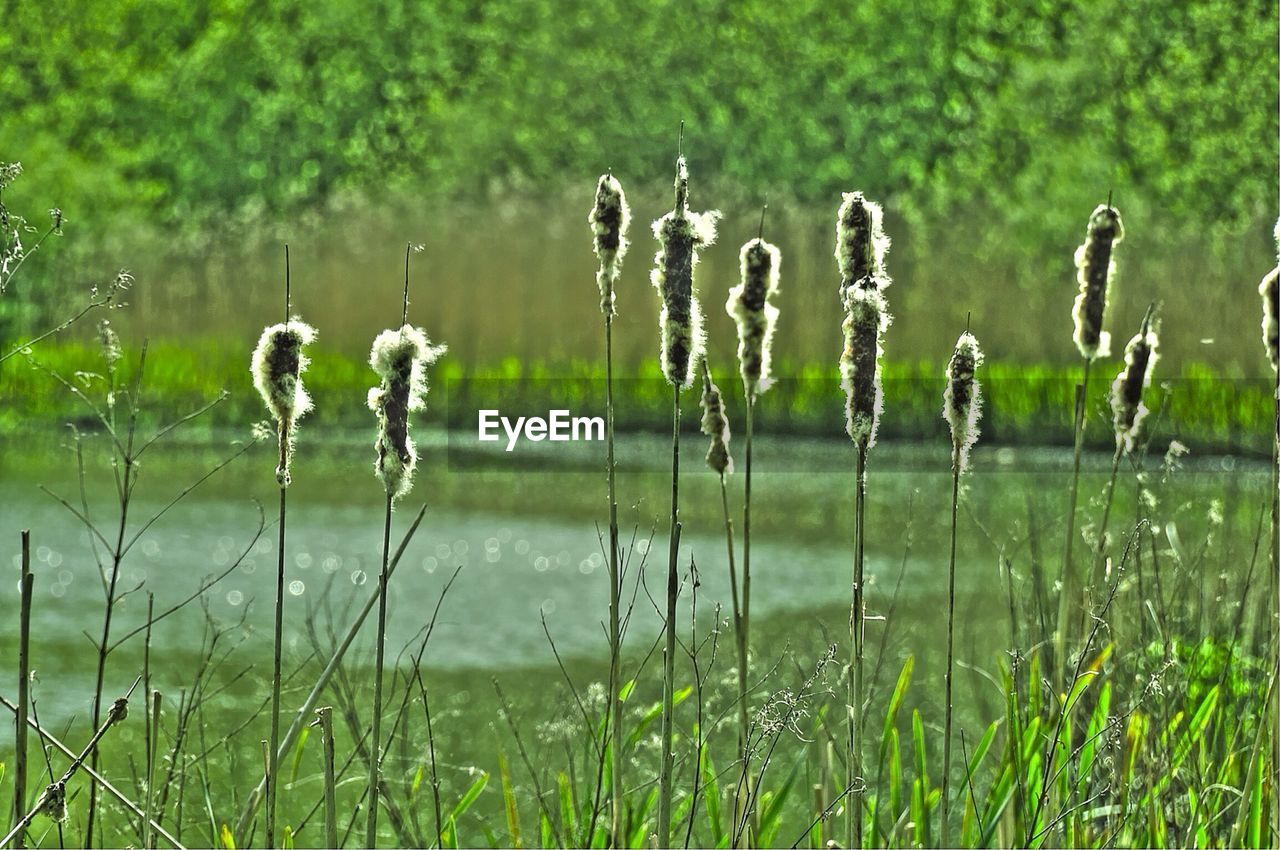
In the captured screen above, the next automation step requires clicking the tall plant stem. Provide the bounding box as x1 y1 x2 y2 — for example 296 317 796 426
1057 358 1092 678
86 344 143 850
742 392 758 844
315 707 338 850
941 444 961 848
145 690 161 850
13 530 31 849
366 492 395 848
1271 365 1279 840
266 484 287 848
848 443 868 850
657 385 681 849
605 313 624 847
743 394 754 670
265 245 292 850
1092 442 1126 583
719 474 750 844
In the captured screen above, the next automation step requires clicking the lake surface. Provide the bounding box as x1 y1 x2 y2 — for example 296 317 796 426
1 429 1268 726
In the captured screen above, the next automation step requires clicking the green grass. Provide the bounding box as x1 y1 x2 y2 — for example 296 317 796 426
3 340 1273 455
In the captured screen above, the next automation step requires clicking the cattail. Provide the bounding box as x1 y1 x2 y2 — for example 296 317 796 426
367 325 447 500
651 156 720 388
1071 204 1125 359
699 365 733 475
1111 307 1160 452
943 331 984 472
251 319 317 486
1261 218 1280 371
726 237 781 396
590 174 630 315
835 192 890 293
841 280 891 448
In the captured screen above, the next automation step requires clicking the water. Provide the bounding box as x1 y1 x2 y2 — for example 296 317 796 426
0 429 1268 725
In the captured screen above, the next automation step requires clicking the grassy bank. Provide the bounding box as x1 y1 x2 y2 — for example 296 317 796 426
2 341 1273 454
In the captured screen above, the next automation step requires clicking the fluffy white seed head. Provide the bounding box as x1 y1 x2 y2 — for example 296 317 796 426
1111 307 1160 452
651 155 719 389
835 192 890 293
726 237 781 398
589 174 630 315
840 281 891 448
251 318 317 486
1071 204 1125 360
1262 267 1279 373
943 331 984 473
1262 217 1280 372
699 365 733 475
367 324 447 500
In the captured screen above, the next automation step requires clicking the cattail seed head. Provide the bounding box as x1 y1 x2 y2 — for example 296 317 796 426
1260 217 1280 372
835 192 890 293
1071 204 1125 360
1111 306 1160 452
943 331 984 473
840 280 891 448
726 237 781 397
699 365 733 475
589 174 630 315
251 318 317 486
367 325 447 500
651 156 720 389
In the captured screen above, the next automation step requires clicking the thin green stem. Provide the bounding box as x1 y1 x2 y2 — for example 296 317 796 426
848 443 868 850
267 485 287 849
1057 358 1092 679
1092 442 1126 584
13 531 31 850
719 474 750 844
742 392 757 845
657 384 681 849
941 444 961 848
605 313 624 848
316 707 338 850
366 493 395 848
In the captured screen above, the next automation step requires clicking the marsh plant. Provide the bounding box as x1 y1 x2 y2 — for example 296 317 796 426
723 217 780 836
1060 202 1125 659
589 171 631 845
836 189 892 850
249 250 317 849
364 249 447 848
650 142 719 848
5 151 1280 850
940 328 983 846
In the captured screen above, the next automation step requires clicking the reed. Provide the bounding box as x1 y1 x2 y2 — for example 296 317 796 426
250 247 316 848
589 170 631 845
1095 305 1160 580
1059 200 1124 670
364 246 446 848
651 133 718 847
941 328 983 847
13 530 31 850
836 189 891 850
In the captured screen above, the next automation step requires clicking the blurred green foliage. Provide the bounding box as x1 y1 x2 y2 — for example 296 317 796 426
1 0 1274 251
4 340 1272 454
